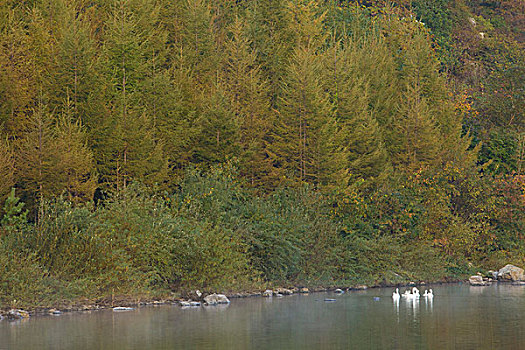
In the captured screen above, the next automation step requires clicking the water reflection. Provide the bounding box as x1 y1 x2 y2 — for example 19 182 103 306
393 297 399 313
1 284 525 349
469 285 490 295
424 296 433 312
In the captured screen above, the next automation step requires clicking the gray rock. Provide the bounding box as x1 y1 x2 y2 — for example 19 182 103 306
48 308 62 315
498 264 524 281
113 307 134 311
300 287 309 294
179 301 191 307
334 288 345 294
469 275 487 286
262 289 273 297
275 288 293 295
204 293 230 305
190 301 201 307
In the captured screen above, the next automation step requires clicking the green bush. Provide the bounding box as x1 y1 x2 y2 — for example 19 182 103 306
0 242 48 307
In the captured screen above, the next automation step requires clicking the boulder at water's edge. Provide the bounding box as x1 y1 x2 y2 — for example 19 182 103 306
204 293 230 305
498 265 524 281
469 275 487 286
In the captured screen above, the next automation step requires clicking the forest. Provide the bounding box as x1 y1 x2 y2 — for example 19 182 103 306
0 0 523 307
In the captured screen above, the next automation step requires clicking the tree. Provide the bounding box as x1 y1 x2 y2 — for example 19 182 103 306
98 0 168 191
352 31 400 167
270 47 337 186
0 188 27 234
191 86 240 165
15 104 58 217
175 0 218 91
14 99 98 211
53 102 98 203
0 6 44 137
268 0 344 187
0 137 14 205
244 0 293 105
392 79 441 173
325 36 390 189
373 12 473 173
49 0 104 133
221 17 273 186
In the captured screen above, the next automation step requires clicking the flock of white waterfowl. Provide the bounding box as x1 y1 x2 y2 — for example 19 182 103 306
392 287 433 301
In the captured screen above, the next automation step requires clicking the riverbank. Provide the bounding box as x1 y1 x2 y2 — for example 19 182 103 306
5 262 524 319
0 277 468 319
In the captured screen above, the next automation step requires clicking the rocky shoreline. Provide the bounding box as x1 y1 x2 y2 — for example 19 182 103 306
0 283 432 320
468 264 525 286
3 264 524 321
0 281 453 320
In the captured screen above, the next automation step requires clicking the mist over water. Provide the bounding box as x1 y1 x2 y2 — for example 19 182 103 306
1 284 525 349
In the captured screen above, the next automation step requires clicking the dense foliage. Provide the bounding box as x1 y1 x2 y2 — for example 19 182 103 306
0 0 523 307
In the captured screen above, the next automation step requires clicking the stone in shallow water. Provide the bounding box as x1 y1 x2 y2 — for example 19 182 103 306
334 288 344 294
204 293 230 305
469 275 487 286
113 307 134 311
275 288 293 295
262 289 273 297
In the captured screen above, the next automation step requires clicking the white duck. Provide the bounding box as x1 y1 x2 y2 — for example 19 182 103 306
423 289 434 298
405 287 420 299
392 288 400 301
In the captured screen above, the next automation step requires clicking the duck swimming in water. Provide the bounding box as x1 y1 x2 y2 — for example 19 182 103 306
392 288 400 301
423 289 434 298
402 287 420 299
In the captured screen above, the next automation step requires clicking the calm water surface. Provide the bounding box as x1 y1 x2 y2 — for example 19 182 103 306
1 284 525 349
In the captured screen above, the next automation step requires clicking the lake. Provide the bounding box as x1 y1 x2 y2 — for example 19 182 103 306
1 283 525 349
